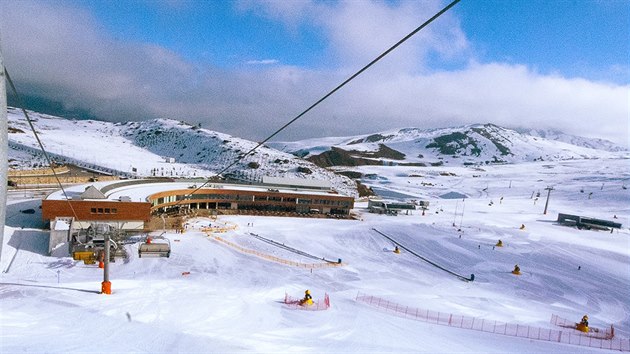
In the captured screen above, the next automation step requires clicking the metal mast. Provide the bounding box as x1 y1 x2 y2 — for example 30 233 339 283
0 47 8 262
543 186 554 215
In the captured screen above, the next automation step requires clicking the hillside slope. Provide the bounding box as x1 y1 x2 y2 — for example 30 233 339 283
6 108 357 196
270 123 627 168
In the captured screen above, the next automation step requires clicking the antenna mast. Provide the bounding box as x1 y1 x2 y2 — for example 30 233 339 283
0 47 8 262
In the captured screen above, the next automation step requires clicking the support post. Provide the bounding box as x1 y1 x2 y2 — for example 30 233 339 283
543 186 553 215
0 48 7 262
101 233 111 294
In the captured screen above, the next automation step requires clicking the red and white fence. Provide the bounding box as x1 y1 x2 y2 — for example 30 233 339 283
550 314 614 339
284 292 331 311
356 293 630 352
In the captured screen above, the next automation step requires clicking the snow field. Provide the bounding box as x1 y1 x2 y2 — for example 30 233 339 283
1 158 629 353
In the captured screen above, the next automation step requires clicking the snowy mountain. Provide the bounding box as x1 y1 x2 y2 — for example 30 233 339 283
269 123 628 168
3 111 630 353
515 127 628 152
6 108 358 196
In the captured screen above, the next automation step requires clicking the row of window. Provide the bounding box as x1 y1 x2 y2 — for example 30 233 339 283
90 207 118 214
152 193 349 207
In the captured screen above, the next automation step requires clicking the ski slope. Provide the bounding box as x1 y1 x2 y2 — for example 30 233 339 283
1 158 629 353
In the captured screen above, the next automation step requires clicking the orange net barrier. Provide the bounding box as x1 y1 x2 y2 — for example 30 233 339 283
551 314 614 339
201 222 238 234
356 293 629 352
284 292 330 311
208 234 343 269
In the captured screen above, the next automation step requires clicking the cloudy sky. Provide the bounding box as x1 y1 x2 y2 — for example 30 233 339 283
1 0 628 146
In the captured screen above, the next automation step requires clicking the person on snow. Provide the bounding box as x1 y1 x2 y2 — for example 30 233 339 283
580 315 589 327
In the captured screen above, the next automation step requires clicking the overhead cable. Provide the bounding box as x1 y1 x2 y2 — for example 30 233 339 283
176 0 462 205
4 68 80 221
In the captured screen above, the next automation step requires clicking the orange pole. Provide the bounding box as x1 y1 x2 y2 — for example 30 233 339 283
101 281 111 294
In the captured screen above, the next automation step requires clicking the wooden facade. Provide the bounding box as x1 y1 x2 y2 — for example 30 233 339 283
148 188 354 215
42 199 152 223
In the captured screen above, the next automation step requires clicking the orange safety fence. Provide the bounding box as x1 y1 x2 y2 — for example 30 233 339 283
356 293 630 352
208 235 343 269
284 292 331 311
551 314 614 339
201 222 238 234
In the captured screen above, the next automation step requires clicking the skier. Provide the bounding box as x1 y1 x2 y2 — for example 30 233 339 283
580 315 589 327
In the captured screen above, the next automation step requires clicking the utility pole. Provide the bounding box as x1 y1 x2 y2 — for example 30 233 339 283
102 230 112 294
0 47 8 262
543 186 554 215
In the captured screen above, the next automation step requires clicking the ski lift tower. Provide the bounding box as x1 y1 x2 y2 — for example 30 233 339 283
1 47 8 262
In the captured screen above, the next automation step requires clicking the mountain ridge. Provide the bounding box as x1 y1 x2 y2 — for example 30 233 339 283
268 123 627 168
6 108 358 197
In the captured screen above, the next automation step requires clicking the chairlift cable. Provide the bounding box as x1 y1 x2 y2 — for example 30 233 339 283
4 68 80 221
174 0 461 207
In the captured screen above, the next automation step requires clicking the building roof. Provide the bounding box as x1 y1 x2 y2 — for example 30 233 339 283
45 179 351 202
439 191 468 199
80 185 107 199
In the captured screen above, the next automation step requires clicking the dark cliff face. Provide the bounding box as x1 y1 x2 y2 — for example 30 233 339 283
307 144 406 167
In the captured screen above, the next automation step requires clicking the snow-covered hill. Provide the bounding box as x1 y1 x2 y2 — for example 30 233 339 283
269 123 627 168
6 108 357 196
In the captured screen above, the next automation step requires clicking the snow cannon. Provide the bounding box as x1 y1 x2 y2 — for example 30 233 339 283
300 290 314 306
394 246 400 254
512 264 521 275
495 240 503 247
576 315 589 333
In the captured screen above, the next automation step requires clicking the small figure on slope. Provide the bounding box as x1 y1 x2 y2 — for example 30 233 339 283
300 290 313 306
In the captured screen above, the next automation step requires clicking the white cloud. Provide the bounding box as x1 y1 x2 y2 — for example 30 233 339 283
1 0 627 148
246 59 280 65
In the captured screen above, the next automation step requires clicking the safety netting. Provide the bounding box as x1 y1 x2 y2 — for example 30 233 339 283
356 293 629 352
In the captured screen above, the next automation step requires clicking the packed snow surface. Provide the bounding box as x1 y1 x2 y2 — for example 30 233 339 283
2 158 629 353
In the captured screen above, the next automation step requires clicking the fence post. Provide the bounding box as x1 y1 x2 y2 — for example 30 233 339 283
527 325 530 338
449 314 452 326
